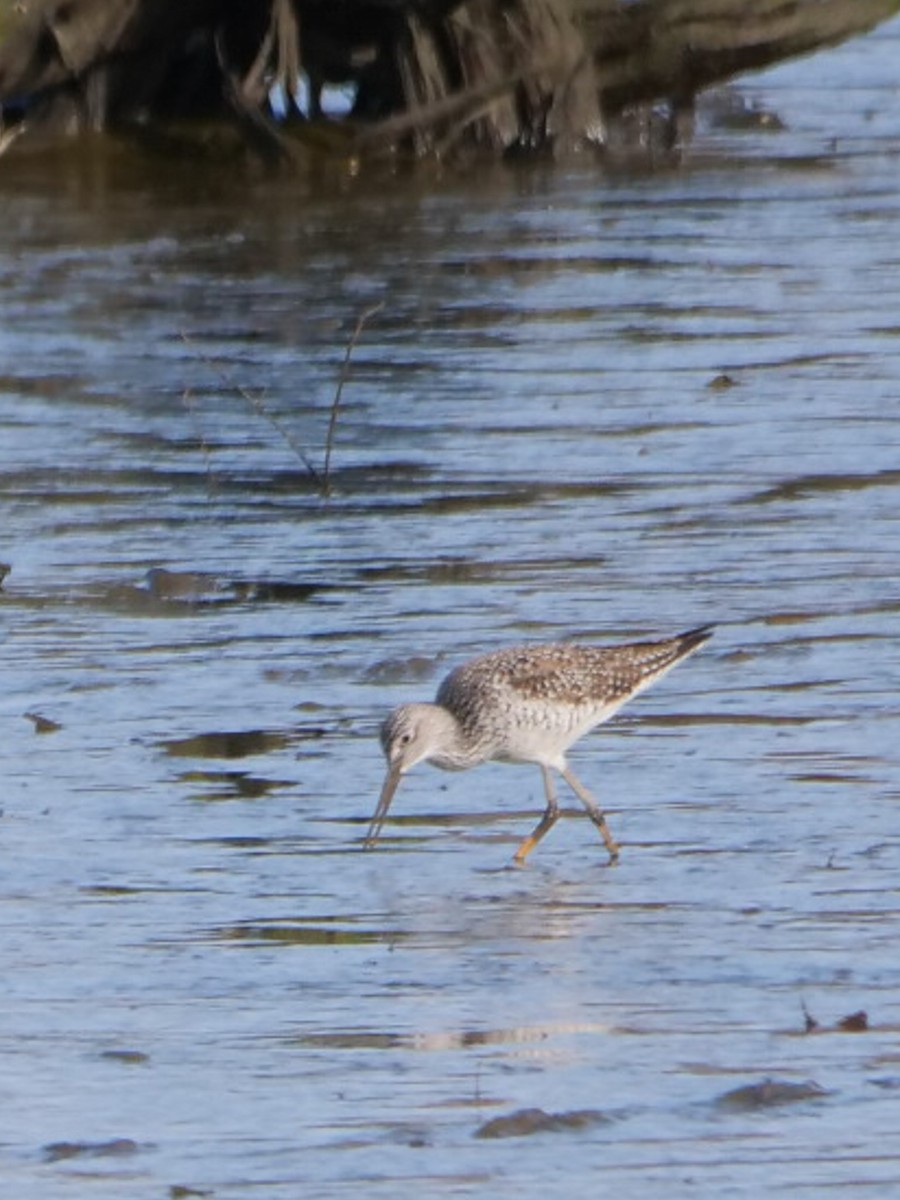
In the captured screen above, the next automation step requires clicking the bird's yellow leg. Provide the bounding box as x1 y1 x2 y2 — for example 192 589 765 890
512 766 560 866
560 764 620 864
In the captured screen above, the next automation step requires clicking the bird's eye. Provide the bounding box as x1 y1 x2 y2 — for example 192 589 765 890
399 731 413 745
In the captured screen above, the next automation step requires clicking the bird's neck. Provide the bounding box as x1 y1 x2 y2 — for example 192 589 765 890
425 704 481 771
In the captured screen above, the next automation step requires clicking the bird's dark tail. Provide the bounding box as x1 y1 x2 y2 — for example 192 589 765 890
677 625 715 655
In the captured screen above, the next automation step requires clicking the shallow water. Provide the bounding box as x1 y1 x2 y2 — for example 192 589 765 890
3 18 900 1198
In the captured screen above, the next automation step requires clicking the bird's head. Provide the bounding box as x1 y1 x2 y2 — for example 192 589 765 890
365 703 459 849
380 703 445 774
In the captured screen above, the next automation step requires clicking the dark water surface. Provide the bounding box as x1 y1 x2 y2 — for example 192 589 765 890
3 20 900 1199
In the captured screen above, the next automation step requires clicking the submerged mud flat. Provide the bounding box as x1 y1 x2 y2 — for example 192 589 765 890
2 20 900 1200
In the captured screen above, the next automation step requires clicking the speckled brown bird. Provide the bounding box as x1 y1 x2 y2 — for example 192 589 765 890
365 625 713 865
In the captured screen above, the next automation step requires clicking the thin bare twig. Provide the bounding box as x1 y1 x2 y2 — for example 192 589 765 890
322 301 384 495
0 120 26 158
180 385 218 500
214 27 294 166
180 331 323 489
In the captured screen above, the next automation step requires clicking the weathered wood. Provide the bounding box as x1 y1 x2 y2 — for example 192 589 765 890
1 0 898 158
0 0 213 97
584 0 900 112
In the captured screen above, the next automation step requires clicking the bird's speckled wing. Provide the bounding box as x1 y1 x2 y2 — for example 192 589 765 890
436 630 711 716
431 628 711 767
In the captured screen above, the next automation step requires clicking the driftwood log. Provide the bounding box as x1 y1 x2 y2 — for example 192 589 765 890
0 0 898 160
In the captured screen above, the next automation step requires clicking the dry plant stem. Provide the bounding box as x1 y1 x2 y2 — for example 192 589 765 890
322 301 385 495
240 0 302 106
239 11 278 104
180 331 324 489
0 120 25 157
180 385 218 500
214 28 294 165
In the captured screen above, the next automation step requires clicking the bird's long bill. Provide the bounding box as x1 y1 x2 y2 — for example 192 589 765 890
364 765 402 849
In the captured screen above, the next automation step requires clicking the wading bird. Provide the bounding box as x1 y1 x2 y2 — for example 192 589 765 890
365 625 712 864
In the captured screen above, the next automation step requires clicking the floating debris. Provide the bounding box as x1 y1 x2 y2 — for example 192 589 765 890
215 922 401 948
143 567 318 605
24 712 62 734
802 1002 869 1033
43 1138 144 1162
160 729 292 759
363 655 442 685
99 1049 150 1065
837 1010 869 1032
707 373 738 390
715 1079 828 1112
706 94 787 133
144 568 222 603
474 1107 610 1139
